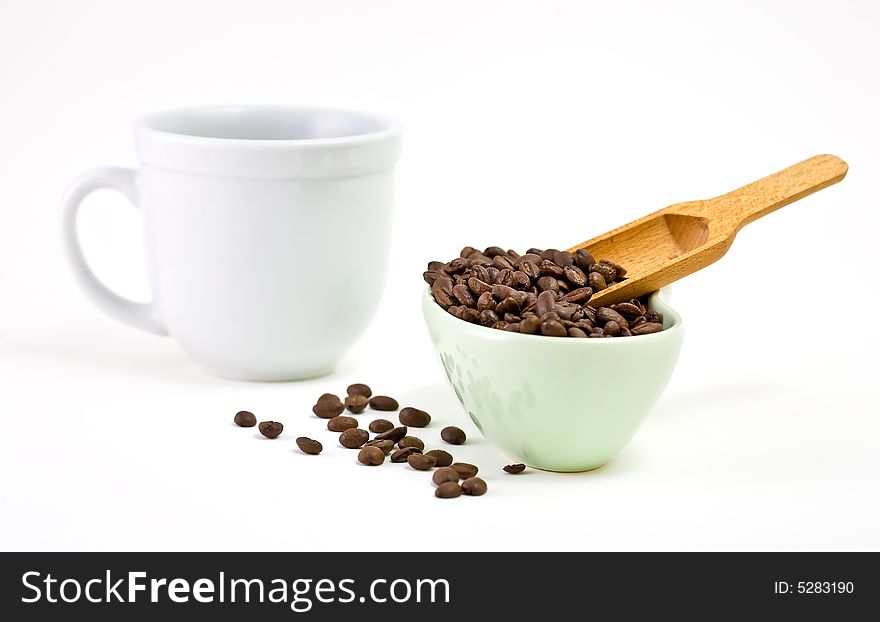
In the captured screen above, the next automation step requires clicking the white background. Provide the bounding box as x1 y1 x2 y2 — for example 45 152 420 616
1 0 878 551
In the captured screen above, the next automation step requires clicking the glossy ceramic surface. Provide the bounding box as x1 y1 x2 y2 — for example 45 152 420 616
62 105 401 380
422 288 684 471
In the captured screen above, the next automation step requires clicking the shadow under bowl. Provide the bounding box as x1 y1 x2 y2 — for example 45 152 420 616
422 288 685 472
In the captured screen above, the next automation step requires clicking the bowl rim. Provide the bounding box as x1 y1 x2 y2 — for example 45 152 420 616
422 286 683 346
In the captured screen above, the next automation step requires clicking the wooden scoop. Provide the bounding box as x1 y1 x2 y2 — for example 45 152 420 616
568 154 848 307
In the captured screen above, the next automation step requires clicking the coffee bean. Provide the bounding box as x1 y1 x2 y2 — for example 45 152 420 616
479 309 499 327
369 395 399 411
391 447 422 462
432 466 460 485
441 426 466 445
461 477 487 496
313 394 345 419
644 310 662 324
535 290 555 316
339 428 369 449
484 245 506 257
496 296 521 315
407 453 437 470
448 257 468 273
425 449 453 467
476 291 495 312
503 463 526 474
296 437 323 455
398 436 425 451
258 421 283 439
460 246 478 258
588 271 607 291
561 287 592 304
346 383 372 398
435 482 462 498
233 411 256 427
593 260 618 282
596 307 629 328
489 284 514 300
493 255 514 271
399 407 431 428
364 439 395 454
539 260 564 278
519 315 542 334
432 276 455 308
369 419 394 434
327 416 358 432
563 264 587 288
512 270 531 288
344 395 369 414
631 322 664 335
574 248 596 270
541 319 567 337
452 283 475 307
468 277 493 296
536 276 560 292
376 426 408 443
358 446 385 466
612 302 642 320
427 248 665 338
521 260 541 279
450 462 478 479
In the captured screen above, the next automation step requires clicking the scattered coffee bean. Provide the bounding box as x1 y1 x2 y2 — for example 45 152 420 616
398 436 425 451
441 426 466 445
258 421 283 439
503 463 526 474
376 426 408 443
327 415 358 432
435 482 462 499
368 419 394 434
425 449 453 467
364 439 395 454
399 407 431 428
233 411 256 427
358 446 385 466
344 395 369 414
407 453 437 470
427 247 665 338
346 383 372 398
339 428 369 449
391 447 422 463
369 395 399 411
313 393 345 418
296 437 323 455
432 467 460 485
461 477 487 496
450 462 478 479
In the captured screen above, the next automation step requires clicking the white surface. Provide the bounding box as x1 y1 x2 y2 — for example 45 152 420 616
61 105 400 379
1 0 878 551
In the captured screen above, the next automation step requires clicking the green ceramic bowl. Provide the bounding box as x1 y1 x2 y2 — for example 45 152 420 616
422 288 684 472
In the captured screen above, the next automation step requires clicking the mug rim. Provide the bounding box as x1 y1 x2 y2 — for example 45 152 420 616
134 104 402 146
133 104 402 179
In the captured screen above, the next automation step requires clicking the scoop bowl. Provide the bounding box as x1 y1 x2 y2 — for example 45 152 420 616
422 288 684 471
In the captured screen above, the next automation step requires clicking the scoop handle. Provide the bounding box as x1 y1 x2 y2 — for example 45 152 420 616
696 154 848 233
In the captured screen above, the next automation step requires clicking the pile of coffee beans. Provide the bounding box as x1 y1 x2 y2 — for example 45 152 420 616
424 246 665 337
234 383 532 496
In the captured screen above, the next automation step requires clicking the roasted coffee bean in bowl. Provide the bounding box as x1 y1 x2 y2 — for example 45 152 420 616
422 246 684 472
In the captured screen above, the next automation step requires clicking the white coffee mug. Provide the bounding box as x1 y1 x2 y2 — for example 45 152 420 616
62 105 401 380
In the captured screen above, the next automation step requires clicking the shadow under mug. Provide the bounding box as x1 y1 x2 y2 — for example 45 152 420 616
61 105 402 380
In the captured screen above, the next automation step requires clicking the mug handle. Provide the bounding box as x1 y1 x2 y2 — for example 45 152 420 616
61 166 168 336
